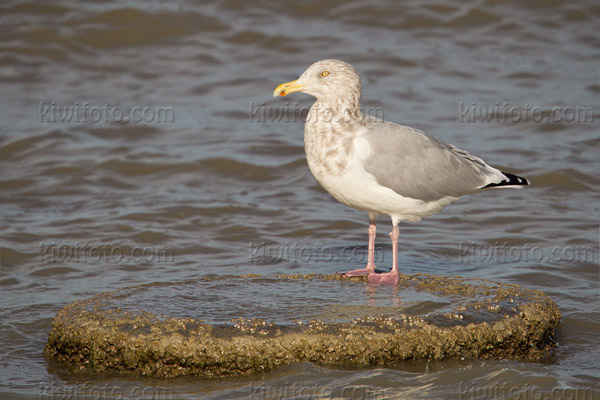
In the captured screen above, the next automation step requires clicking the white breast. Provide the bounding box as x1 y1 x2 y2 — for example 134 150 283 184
305 132 457 223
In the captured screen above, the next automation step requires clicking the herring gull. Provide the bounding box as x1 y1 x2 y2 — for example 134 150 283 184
273 59 529 285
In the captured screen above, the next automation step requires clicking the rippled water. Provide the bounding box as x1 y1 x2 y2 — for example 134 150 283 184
1 0 599 399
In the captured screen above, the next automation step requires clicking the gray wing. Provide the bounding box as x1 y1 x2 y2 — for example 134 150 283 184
363 121 501 202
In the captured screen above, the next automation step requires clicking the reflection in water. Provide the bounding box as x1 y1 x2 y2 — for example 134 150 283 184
364 282 402 307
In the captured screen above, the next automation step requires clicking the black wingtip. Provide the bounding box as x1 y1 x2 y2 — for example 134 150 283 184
483 172 530 189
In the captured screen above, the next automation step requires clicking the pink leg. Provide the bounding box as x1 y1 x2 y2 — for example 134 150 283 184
368 225 399 286
366 221 376 270
340 216 377 276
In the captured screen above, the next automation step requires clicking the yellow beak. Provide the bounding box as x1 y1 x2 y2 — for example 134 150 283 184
273 79 305 97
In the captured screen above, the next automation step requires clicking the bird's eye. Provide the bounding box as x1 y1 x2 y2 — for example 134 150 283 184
321 71 330 77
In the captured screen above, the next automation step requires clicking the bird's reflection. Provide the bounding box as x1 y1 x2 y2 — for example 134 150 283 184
363 281 402 307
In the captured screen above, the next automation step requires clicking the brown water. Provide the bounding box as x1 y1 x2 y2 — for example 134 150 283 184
1 0 599 399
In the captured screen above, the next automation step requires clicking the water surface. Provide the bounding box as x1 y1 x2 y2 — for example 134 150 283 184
1 0 599 398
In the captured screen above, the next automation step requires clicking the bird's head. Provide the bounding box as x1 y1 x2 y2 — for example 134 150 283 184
273 59 361 106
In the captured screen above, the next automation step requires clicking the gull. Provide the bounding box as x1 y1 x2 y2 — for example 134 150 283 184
273 59 529 285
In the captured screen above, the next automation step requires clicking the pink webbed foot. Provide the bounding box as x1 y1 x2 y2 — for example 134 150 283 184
367 271 399 286
338 266 376 277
